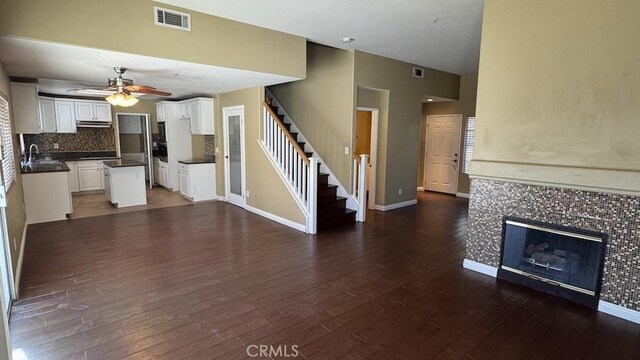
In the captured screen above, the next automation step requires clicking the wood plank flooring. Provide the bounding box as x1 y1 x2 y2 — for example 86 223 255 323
10 192 640 359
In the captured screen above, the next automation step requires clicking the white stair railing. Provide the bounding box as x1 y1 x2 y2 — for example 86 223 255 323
351 154 369 222
261 102 318 234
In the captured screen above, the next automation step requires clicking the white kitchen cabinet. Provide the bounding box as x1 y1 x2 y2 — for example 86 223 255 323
23 171 73 224
156 103 166 122
177 162 215 202
54 100 77 133
159 162 170 188
10 82 40 134
181 98 214 135
77 160 105 191
38 97 57 133
66 161 79 193
177 102 191 119
74 100 112 122
103 164 147 207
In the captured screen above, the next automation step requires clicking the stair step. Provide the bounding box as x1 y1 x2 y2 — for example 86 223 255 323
305 152 314 158
317 173 329 185
317 184 338 199
318 196 347 211
317 209 356 231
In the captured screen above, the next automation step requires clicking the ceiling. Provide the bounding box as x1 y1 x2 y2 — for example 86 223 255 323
0 37 300 100
156 0 484 75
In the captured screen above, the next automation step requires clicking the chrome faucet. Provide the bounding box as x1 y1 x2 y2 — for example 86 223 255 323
28 144 39 164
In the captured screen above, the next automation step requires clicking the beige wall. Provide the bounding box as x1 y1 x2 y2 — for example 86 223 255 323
419 74 478 194
269 43 356 187
217 87 305 225
472 0 640 193
354 51 460 205
0 63 27 283
0 0 306 78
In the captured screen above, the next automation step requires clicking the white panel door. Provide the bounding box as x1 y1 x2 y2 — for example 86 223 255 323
38 97 57 132
93 103 112 122
78 167 102 191
424 115 462 194
74 101 94 121
54 100 77 133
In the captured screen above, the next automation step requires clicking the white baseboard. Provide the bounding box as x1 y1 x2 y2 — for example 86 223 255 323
245 205 306 233
215 195 227 201
456 192 470 199
462 259 640 324
598 301 640 324
416 187 425 192
373 199 418 212
14 223 28 298
462 259 498 277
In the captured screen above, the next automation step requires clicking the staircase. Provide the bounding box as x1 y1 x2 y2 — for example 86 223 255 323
263 95 357 232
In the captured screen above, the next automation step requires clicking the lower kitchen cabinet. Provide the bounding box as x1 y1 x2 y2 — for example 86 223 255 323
75 160 105 191
66 161 79 192
178 162 215 202
155 159 170 189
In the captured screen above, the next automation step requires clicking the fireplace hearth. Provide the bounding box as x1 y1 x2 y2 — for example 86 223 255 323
498 217 607 309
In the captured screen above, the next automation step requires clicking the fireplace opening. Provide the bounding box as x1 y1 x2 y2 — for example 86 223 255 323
498 217 607 309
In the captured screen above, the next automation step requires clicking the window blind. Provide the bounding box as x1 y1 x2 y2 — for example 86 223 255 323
462 117 475 174
0 97 15 190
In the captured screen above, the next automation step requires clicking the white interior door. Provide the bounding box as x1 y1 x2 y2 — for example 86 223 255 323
424 114 462 194
223 106 245 208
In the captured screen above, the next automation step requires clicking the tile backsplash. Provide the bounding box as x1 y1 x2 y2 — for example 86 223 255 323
204 135 215 155
23 127 116 152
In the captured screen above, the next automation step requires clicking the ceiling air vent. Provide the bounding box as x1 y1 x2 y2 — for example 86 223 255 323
412 67 424 79
154 7 191 31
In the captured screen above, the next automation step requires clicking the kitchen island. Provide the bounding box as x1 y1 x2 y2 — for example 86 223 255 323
103 160 147 208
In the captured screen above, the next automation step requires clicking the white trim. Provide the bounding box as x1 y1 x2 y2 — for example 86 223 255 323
598 301 640 324
373 199 417 211
456 192 470 198
462 259 640 324
222 106 246 209
462 259 498 277
245 205 306 233
215 195 227 201
14 223 27 298
423 114 462 195
356 107 379 210
417 187 425 192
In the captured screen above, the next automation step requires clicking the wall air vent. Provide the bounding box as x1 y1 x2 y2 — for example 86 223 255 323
412 67 424 79
154 7 191 31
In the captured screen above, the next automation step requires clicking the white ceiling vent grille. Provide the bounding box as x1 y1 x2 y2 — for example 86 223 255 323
154 7 191 31
412 67 424 79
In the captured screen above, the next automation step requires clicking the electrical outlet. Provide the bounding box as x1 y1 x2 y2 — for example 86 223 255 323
344 147 349 155
246 190 250 198
215 147 219 154
398 188 403 195
53 142 59 150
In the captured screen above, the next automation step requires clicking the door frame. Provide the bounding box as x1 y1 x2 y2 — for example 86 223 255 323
222 105 246 208
423 114 462 194
356 107 379 210
115 113 153 189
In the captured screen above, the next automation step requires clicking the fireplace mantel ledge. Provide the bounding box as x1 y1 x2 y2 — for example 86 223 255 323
462 259 640 325
468 160 640 197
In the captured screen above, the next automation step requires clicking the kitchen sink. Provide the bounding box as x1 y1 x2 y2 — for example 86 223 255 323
31 160 62 165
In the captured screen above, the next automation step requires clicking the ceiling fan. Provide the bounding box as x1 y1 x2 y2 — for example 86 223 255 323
73 67 172 107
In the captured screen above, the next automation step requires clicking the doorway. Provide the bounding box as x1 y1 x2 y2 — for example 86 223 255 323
423 114 462 194
355 108 379 210
223 106 246 208
115 113 153 189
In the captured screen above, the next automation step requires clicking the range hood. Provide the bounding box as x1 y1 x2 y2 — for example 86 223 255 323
76 119 112 128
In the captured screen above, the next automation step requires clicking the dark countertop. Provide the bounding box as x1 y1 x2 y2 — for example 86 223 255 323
21 162 70 174
178 159 215 165
103 160 147 168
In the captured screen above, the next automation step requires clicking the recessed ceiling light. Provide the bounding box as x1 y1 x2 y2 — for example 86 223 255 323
342 37 355 43
426 98 434 102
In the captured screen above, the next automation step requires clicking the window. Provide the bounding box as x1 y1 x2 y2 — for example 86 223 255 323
462 116 476 174
0 96 15 190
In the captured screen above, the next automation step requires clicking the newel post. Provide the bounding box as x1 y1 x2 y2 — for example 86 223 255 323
357 154 369 222
307 157 319 234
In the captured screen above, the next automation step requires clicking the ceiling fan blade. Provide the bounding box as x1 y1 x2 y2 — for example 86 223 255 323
125 85 171 96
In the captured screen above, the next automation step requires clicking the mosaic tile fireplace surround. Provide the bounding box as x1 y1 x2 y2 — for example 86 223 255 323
467 178 640 313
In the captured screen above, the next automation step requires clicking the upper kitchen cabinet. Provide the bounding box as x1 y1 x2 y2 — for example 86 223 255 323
54 100 77 133
38 97 57 133
182 98 214 135
156 103 167 123
10 82 41 134
74 100 112 122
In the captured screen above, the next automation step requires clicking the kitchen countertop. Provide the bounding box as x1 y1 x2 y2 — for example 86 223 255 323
20 162 70 174
103 160 147 168
38 151 119 161
178 159 215 165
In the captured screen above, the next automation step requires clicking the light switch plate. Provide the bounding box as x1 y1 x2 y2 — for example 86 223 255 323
344 147 349 155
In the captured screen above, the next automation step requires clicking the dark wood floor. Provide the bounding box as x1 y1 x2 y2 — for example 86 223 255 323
9 192 640 359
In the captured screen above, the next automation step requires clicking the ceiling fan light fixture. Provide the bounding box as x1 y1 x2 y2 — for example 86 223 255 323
105 92 139 107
